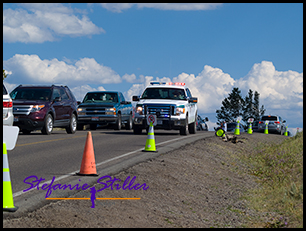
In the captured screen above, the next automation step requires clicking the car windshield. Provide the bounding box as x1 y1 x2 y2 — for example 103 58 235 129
261 116 278 121
141 88 186 100
10 88 52 101
83 92 118 103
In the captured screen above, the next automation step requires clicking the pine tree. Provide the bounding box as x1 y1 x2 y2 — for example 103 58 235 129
216 87 265 126
216 87 245 125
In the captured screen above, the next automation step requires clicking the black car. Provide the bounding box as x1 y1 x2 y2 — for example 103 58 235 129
10 85 78 135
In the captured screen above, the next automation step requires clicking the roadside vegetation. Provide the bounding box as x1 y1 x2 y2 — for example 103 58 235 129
243 131 303 228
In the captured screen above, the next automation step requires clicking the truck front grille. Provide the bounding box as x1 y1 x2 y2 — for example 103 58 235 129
145 104 175 118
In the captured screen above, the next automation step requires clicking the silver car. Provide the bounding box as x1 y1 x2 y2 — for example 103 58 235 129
258 115 286 135
3 84 13 126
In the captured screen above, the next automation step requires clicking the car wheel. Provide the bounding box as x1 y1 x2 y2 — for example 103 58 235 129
66 114 77 134
125 114 133 130
41 114 53 135
180 116 188 135
114 114 121 130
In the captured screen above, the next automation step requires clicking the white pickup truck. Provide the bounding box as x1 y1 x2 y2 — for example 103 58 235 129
132 82 198 135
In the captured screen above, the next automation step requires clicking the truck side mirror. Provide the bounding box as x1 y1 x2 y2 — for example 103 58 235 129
132 96 139 101
189 97 197 103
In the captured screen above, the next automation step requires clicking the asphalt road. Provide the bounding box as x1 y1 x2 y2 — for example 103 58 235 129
5 127 214 217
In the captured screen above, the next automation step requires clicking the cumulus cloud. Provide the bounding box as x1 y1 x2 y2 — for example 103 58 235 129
99 3 223 13
3 3 104 43
236 61 303 111
3 54 121 87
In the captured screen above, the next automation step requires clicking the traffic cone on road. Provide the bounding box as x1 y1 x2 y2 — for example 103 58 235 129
76 132 98 176
234 121 240 135
3 143 18 212
247 122 253 134
264 123 269 134
142 122 157 152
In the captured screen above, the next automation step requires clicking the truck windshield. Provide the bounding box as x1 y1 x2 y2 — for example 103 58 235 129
83 92 118 103
141 88 186 100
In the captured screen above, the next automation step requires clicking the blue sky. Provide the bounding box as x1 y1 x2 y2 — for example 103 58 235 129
3 3 303 133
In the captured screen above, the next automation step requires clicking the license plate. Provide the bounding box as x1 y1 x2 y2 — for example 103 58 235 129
91 117 99 121
157 120 163 125
14 116 19 122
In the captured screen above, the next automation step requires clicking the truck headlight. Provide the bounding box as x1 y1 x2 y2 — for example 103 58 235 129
136 105 143 115
105 107 116 115
176 106 185 115
77 108 86 115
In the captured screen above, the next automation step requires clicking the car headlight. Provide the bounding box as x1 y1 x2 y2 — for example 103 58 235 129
176 105 185 115
105 107 116 115
30 105 45 112
136 105 143 115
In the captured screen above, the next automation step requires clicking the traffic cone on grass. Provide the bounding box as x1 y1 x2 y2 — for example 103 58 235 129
284 126 288 136
3 143 18 212
76 132 98 176
264 123 269 134
142 122 157 152
234 121 240 135
247 122 253 134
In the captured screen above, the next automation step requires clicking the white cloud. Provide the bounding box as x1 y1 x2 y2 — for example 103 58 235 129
3 3 104 43
3 54 121 87
99 3 223 13
236 61 303 111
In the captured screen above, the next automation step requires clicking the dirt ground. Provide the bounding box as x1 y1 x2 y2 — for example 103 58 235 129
3 132 288 228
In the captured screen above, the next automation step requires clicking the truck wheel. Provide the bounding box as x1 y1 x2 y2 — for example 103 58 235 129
125 114 133 130
133 125 142 134
114 114 121 130
180 117 188 135
189 121 196 134
66 114 77 134
41 114 53 135
189 113 197 134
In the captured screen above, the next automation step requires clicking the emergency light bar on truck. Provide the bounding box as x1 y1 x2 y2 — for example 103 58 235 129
150 82 186 86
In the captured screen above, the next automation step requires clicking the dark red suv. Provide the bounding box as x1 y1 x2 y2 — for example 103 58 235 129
10 85 78 135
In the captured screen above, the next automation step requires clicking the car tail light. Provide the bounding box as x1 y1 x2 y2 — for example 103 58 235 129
259 121 264 124
274 121 280 124
3 101 13 108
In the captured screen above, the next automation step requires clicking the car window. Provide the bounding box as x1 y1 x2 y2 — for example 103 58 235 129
52 88 61 100
3 85 8 95
186 88 192 98
60 88 69 100
261 116 277 121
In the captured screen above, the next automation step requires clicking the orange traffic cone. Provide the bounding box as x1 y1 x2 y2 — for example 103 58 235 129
76 132 98 176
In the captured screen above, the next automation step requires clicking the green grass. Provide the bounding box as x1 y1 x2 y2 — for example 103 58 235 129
243 131 303 228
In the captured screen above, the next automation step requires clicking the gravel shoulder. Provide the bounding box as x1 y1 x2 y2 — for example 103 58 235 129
3 132 288 228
